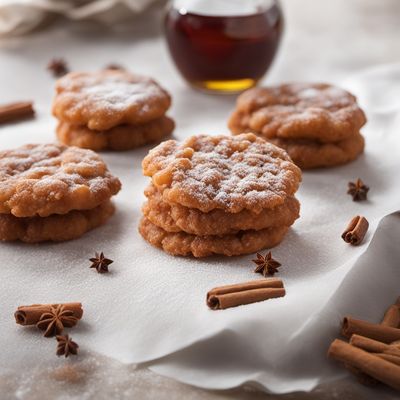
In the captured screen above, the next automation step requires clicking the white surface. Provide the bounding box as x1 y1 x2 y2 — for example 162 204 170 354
0 2 400 398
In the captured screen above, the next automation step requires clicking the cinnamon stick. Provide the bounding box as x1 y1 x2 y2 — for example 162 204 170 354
350 334 388 353
350 334 400 356
347 335 388 384
381 297 400 328
207 279 285 310
342 316 400 343
344 364 379 386
377 353 400 367
328 339 400 390
14 303 83 326
0 101 35 124
341 215 369 245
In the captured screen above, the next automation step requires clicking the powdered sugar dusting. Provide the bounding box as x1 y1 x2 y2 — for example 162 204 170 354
298 86 351 109
53 70 171 130
143 134 301 213
230 83 366 142
0 144 121 217
82 79 163 113
297 88 319 99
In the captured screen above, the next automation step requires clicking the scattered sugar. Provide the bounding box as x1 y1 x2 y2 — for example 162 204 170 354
83 81 160 112
297 88 320 99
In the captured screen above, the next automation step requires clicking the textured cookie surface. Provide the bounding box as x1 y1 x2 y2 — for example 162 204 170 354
229 83 366 143
0 201 114 243
267 132 365 169
142 133 301 213
139 217 289 257
0 144 121 217
52 70 171 130
142 184 300 235
56 116 175 151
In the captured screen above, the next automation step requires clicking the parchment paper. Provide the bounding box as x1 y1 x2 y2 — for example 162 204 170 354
0 27 399 395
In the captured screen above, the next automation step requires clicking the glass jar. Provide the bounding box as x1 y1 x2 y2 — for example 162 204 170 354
164 0 284 94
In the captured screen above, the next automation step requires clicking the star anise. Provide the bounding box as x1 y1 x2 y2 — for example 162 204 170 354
252 252 281 277
347 178 369 201
104 63 125 71
90 252 113 273
47 58 69 77
36 305 79 337
56 335 79 358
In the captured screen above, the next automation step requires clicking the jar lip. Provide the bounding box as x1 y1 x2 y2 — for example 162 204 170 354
169 0 279 18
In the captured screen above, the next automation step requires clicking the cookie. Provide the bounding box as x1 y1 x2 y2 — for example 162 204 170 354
52 70 171 130
0 201 114 243
139 217 289 257
140 134 301 257
142 133 302 214
56 116 175 151
267 132 365 169
142 184 300 235
0 144 121 217
228 83 366 143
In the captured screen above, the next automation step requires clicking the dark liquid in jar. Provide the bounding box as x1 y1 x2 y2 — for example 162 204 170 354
165 3 283 92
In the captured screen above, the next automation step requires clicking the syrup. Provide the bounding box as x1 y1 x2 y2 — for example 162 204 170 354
165 0 283 93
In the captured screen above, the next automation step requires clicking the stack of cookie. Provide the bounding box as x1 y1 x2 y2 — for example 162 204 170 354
52 70 175 151
0 144 121 243
228 83 366 169
139 133 301 257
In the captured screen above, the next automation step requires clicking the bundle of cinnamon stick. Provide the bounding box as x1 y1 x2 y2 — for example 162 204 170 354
328 297 400 391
